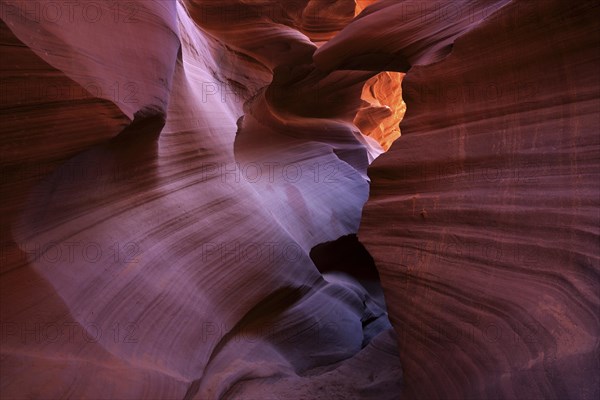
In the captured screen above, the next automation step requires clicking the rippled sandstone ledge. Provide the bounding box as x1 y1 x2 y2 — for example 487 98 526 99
1 0 598 399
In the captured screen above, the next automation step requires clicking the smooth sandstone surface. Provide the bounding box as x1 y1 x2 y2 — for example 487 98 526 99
353 0 600 399
1 0 598 399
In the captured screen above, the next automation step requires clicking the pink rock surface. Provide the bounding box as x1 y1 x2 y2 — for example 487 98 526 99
354 0 600 399
1 1 396 398
1 0 598 399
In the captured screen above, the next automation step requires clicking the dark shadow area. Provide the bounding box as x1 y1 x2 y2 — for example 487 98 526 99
310 234 381 282
310 234 391 340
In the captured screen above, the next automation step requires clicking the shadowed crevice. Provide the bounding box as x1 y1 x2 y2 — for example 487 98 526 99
310 234 381 282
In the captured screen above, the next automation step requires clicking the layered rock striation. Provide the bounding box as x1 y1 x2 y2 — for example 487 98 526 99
1 0 598 399
351 0 600 399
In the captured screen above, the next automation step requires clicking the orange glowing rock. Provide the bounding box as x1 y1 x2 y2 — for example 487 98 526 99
354 71 406 151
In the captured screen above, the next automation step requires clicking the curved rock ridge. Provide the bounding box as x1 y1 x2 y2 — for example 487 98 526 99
356 0 600 399
1 0 598 399
1 0 401 399
315 0 512 71
1 0 180 119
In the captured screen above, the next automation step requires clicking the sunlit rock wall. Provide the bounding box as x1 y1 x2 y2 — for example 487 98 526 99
1 1 399 399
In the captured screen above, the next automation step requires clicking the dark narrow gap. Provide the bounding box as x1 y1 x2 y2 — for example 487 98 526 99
309 234 392 346
310 234 380 281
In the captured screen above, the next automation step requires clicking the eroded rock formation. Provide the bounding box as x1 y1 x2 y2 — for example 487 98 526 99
353 0 600 399
1 0 598 399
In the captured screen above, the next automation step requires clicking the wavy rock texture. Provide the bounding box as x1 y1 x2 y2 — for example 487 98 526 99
351 0 600 399
1 1 598 400
1 1 397 399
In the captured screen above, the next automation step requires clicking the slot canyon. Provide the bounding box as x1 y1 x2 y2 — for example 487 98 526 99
0 1 598 399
